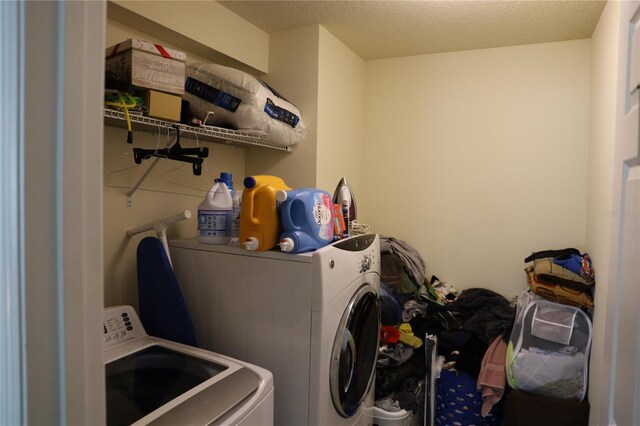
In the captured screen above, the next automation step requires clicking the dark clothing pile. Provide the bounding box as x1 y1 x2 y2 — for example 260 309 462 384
408 288 515 379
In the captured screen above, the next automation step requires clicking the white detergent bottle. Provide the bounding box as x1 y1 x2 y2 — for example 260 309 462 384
198 181 232 244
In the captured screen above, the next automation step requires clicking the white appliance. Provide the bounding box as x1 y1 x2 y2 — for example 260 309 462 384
169 234 381 426
104 305 274 426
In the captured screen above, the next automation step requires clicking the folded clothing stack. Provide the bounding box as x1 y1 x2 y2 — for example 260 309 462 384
523 248 594 309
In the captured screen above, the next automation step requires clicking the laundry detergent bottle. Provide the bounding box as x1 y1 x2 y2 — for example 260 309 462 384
198 181 232 244
240 175 290 251
276 188 334 253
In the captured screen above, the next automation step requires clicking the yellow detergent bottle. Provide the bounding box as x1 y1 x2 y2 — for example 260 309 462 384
240 175 291 251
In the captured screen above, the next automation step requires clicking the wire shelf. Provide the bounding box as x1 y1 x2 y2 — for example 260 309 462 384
104 108 291 152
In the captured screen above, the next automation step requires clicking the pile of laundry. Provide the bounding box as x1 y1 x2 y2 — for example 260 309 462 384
376 236 516 424
376 240 596 426
375 236 429 416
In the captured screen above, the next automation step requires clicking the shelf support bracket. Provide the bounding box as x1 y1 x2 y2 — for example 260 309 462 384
126 156 162 206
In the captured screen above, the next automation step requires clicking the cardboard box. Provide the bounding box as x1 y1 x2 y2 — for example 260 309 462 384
140 90 182 122
106 39 186 96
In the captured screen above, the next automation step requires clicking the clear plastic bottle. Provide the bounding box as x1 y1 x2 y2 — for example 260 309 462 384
198 181 232 244
217 172 242 245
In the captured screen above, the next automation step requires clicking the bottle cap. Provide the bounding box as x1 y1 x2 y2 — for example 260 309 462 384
243 236 259 251
244 176 256 189
279 237 294 252
218 172 233 189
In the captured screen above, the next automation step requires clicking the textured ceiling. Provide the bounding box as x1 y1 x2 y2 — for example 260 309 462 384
218 0 607 60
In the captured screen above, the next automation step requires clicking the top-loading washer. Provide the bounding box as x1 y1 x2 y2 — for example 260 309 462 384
169 233 381 426
104 305 274 426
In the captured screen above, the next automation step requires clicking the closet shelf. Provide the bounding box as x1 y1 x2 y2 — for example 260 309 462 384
104 109 291 152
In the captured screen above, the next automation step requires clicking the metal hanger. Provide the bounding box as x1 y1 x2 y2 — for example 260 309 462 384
133 125 209 175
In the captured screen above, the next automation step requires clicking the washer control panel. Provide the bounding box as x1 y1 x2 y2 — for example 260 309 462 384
331 234 380 274
333 234 376 252
103 305 146 350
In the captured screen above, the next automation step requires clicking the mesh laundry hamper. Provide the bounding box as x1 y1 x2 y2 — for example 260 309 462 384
435 370 502 426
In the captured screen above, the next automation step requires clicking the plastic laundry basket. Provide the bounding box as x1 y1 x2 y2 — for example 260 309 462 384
372 407 413 426
435 370 502 426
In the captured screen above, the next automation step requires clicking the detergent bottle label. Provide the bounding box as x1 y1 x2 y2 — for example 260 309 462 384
313 193 333 240
198 209 228 237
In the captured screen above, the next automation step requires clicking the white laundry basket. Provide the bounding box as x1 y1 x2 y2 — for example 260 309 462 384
373 407 413 426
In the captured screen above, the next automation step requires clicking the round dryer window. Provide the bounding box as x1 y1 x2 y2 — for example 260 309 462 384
330 283 380 418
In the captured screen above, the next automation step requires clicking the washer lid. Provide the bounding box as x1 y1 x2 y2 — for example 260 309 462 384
106 345 260 426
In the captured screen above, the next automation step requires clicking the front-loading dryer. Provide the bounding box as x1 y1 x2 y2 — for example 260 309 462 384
169 234 381 426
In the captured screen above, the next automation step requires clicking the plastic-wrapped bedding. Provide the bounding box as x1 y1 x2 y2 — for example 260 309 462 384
183 63 306 147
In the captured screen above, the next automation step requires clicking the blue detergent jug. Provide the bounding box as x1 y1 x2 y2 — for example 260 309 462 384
276 188 334 253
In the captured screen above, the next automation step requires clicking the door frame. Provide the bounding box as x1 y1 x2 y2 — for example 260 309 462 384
10 1 106 424
599 1 640 425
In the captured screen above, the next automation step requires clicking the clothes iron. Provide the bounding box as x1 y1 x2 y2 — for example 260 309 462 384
332 177 357 222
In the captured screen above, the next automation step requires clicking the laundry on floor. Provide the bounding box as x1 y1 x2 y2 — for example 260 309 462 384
373 241 595 426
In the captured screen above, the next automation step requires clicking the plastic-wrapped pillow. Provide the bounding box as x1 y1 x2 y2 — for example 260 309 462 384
183 63 306 147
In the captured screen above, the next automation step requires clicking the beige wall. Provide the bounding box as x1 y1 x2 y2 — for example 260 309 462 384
586 2 621 424
103 127 245 308
316 26 366 195
362 40 591 298
106 18 210 64
246 24 366 193
103 20 248 308
245 26 320 188
109 0 269 73
105 7 597 308
102 5 622 422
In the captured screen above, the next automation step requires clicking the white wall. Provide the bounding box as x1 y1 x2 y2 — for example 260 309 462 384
585 1 621 424
363 40 591 297
316 26 366 195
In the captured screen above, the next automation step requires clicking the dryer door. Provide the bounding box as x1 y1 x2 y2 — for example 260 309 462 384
330 283 380 418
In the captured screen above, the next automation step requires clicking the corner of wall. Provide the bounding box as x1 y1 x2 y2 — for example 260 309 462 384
316 26 367 195
245 25 321 188
585 1 623 424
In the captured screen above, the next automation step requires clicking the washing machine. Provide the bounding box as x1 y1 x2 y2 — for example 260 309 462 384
169 234 381 426
104 305 274 425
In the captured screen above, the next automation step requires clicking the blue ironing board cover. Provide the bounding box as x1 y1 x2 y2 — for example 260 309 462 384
136 236 199 347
